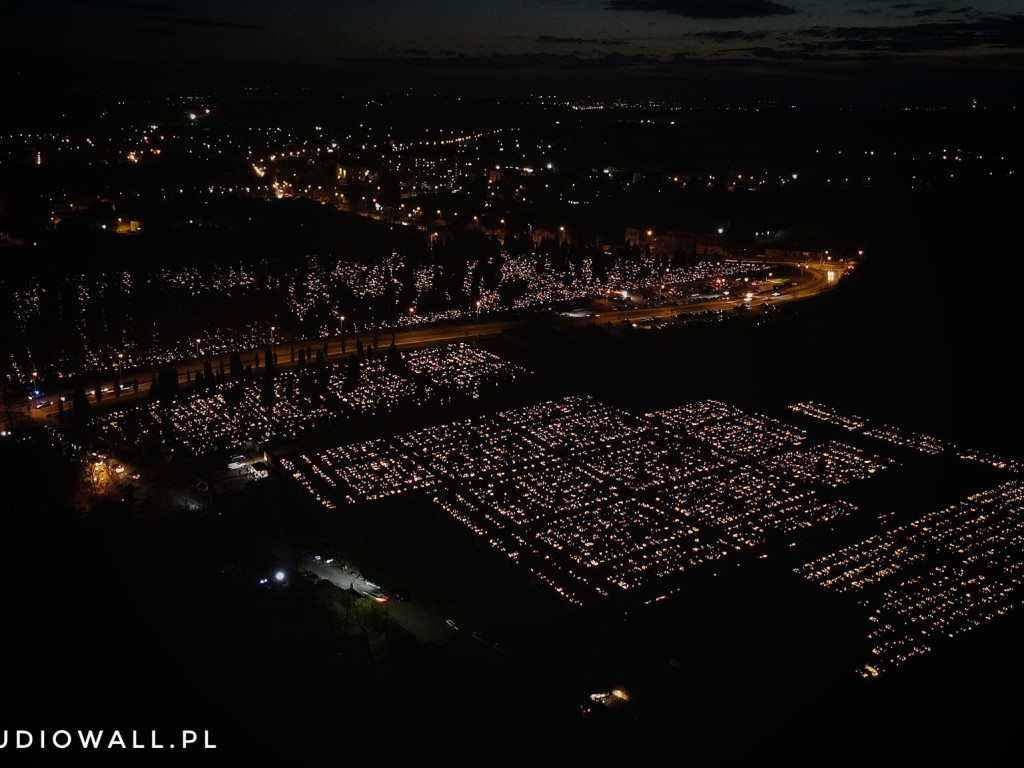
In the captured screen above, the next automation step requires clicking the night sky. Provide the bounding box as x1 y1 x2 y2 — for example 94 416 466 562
6 0 1024 103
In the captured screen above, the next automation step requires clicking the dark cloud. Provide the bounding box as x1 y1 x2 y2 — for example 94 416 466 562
690 30 770 42
913 7 945 16
537 35 631 50
796 15 1024 54
144 15 261 29
538 35 590 43
62 0 177 9
718 44 822 59
605 0 796 19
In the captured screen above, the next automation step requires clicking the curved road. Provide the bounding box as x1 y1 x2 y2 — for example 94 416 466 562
29 259 843 419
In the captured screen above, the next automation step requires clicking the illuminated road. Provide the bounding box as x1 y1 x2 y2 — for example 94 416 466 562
29 260 843 420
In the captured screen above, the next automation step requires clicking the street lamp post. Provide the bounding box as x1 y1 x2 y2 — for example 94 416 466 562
475 300 481 327
339 315 346 355
195 338 201 359
270 325 275 345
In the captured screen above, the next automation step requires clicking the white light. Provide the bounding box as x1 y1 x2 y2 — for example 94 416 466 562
275 571 285 581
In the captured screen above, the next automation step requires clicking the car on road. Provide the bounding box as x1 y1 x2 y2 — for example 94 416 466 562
227 455 247 470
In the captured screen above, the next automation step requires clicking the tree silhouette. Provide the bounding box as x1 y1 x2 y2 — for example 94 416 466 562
260 370 276 408
345 353 361 388
1 383 30 434
229 352 244 381
385 338 407 374
157 366 180 403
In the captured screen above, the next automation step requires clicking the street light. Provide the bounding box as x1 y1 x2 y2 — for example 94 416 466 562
339 315 346 354
270 325 275 344
475 299 481 326
195 338 201 359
